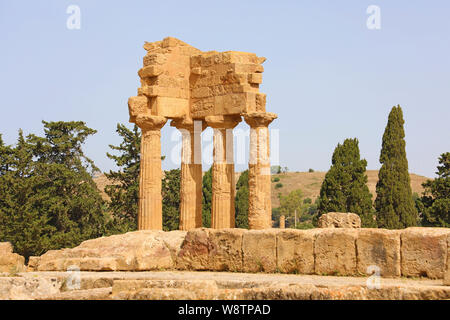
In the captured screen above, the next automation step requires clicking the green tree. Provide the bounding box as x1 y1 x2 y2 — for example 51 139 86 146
375 105 418 229
279 189 304 227
162 169 181 231
420 152 449 227
0 122 108 258
235 170 249 229
202 167 212 227
104 124 141 232
317 138 374 227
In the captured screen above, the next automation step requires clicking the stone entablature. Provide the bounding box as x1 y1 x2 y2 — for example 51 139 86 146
128 37 277 231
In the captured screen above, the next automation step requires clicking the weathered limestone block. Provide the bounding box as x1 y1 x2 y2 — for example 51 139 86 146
0 242 25 273
356 229 401 277
315 229 358 276
277 229 315 274
176 228 244 271
242 229 277 273
33 231 186 271
401 227 450 279
445 234 450 285
318 212 361 228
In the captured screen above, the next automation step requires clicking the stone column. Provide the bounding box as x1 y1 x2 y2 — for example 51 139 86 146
205 115 241 229
244 112 277 230
135 114 167 230
171 118 205 230
280 215 286 229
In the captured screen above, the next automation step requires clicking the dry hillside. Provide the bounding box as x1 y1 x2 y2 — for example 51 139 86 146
94 170 429 208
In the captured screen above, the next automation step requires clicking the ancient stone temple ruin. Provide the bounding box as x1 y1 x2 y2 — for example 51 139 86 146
128 37 277 231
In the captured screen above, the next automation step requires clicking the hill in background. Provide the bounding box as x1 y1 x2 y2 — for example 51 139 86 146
94 170 429 209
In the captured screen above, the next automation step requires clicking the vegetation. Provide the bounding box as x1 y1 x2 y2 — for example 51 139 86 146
202 167 212 227
275 183 283 189
317 138 375 227
235 170 249 229
104 124 141 232
0 121 109 259
419 152 449 227
375 106 418 229
162 169 180 231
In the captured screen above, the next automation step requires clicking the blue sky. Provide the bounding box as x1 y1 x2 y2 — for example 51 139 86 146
0 0 449 178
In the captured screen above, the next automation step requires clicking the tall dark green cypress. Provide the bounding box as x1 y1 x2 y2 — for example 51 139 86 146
375 105 418 229
317 138 374 226
202 167 212 227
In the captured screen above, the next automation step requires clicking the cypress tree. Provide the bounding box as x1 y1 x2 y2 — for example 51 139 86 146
317 138 375 227
375 105 418 229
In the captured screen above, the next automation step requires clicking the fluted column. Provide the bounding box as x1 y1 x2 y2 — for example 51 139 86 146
135 114 167 230
244 112 277 229
205 115 241 229
171 118 205 230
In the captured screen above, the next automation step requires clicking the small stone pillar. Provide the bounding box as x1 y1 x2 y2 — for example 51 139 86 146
244 112 277 229
280 215 285 229
171 118 205 230
135 114 167 230
205 115 241 229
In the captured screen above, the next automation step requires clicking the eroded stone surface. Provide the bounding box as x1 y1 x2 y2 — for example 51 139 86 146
401 227 450 279
32 230 186 271
0 242 25 273
242 229 277 273
276 229 316 274
315 229 358 276
318 212 361 228
356 229 401 277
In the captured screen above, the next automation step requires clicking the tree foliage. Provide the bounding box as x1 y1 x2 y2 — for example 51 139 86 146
0 121 108 259
235 170 249 229
162 169 180 231
104 124 141 232
317 138 375 227
420 152 449 227
375 106 418 229
202 167 212 227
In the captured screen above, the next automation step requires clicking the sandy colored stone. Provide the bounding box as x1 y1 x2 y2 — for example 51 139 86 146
33 230 185 271
244 112 277 230
318 212 361 228
445 234 450 285
356 229 401 277
242 229 277 272
0 242 25 273
277 229 315 274
176 228 244 271
129 37 277 231
401 227 450 279
315 229 358 276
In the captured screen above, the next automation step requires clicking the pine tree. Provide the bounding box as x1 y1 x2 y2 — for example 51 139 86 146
420 152 449 227
317 138 375 227
375 105 418 229
104 124 141 231
0 122 108 258
202 167 212 227
235 170 249 229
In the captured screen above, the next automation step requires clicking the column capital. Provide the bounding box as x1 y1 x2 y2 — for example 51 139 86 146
135 114 167 131
205 115 241 129
244 112 277 128
170 116 207 131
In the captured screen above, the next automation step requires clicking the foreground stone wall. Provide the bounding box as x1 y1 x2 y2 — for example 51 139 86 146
28 227 450 280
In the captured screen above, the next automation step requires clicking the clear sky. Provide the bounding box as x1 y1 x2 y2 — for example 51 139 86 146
1 0 449 178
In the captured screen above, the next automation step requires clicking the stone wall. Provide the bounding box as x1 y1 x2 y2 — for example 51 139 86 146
27 227 450 280
0 242 25 273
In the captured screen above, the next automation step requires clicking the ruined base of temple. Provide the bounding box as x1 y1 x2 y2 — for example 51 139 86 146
1 227 450 300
